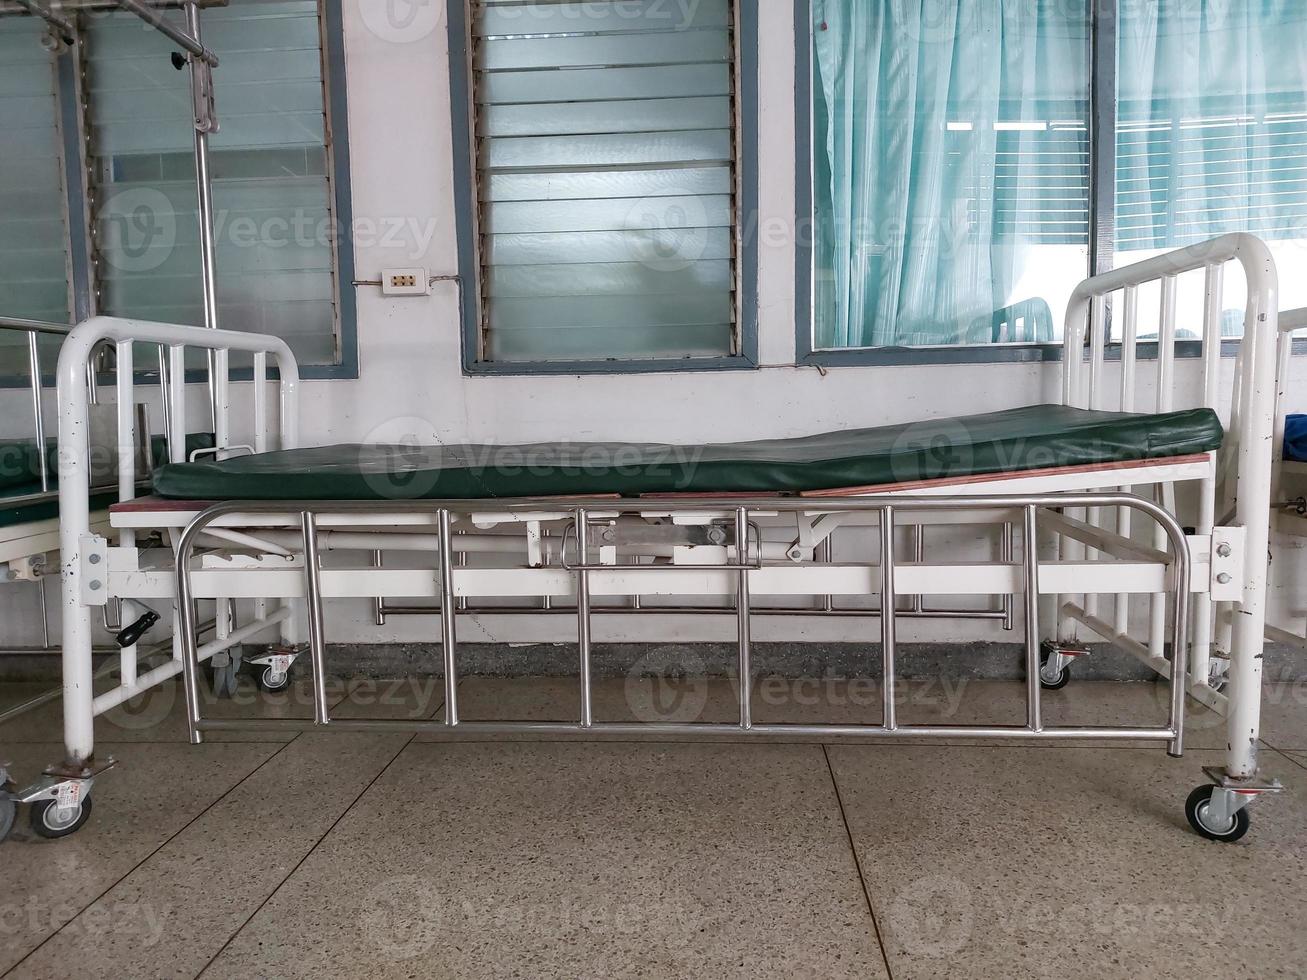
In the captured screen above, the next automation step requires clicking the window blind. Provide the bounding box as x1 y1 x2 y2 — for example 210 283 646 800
1116 94 1307 251
471 0 739 362
0 20 69 325
87 0 339 365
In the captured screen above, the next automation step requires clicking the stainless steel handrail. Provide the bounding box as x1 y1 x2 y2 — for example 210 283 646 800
173 493 1191 755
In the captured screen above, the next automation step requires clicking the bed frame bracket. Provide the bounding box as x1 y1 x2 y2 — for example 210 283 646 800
1208 526 1245 602
78 534 109 606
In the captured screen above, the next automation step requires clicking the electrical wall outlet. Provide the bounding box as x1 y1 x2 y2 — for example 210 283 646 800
382 268 430 296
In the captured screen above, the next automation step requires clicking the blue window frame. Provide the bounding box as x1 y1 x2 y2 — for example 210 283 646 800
796 0 1307 367
448 0 760 376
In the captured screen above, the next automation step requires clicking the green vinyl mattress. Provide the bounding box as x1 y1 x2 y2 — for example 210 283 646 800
150 405 1224 501
0 433 215 528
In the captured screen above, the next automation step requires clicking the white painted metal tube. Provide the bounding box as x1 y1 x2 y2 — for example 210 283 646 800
1226 244 1279 778
247 528 794 563
91 608 291 715
253 351 268 453
55 315 302 766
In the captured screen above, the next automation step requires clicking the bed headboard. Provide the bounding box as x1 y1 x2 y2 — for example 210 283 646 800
55 316 301 512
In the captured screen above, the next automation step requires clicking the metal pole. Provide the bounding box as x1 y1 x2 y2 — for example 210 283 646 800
1167 524 1191 760
176 546 204 746
881 506 897 731
12 0 74 40
115 0 219 64
1024 506 1043 733
371 550 385 626
736 507 752 730
910 525 924 613
300 511 330 725
575 509 593 727
438 509 459 726
186 3 221 437
156 344 172 440
27 331 49 491
1000 523 1015 630
817 537 834 612
29 329 55 654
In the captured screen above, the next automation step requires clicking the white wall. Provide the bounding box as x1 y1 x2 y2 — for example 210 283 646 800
3 0 1305 648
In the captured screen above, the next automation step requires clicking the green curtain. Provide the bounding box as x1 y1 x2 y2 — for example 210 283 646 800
1116 0 1307 253
812 0 1088 349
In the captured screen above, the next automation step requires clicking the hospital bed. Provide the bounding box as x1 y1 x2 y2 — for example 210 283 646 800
0 233 1284 845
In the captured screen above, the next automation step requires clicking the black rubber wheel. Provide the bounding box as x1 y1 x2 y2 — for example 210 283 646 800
0 797 15 843
256 665 291 694
1038 652 1071 691
29 794 93 839
210 648 242 699
1185 786 1250 843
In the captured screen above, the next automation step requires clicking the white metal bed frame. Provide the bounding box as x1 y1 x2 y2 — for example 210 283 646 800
0 232 1285 843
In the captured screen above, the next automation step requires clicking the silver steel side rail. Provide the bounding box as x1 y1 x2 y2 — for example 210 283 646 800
173 493 1191 754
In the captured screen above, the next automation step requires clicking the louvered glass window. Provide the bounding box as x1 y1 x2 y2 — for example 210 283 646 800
0 20 69 329
469 0 740 363
87 0 339 365
1116 1 1307 339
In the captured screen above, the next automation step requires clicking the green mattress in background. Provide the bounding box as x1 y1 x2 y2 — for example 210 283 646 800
0 433 215 529
151 405 1224 501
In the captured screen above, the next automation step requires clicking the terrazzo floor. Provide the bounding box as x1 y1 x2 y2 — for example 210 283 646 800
1 673 1305 979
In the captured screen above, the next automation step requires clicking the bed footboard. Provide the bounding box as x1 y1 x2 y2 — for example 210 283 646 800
1060 233 1280 791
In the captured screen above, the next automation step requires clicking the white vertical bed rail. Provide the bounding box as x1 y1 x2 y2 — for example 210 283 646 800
1063 233 1279 782
55 315 300 767
1190 265 1225 686
1273 306 1307 499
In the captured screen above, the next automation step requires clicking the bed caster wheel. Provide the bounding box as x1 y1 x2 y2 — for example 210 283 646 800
248 648 299 694
256 665 291 694
0 797 15 844
210 649 242 699
1185 786 1250 843
29 795 93 839
0 769 15 843
1038 652 1071 691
